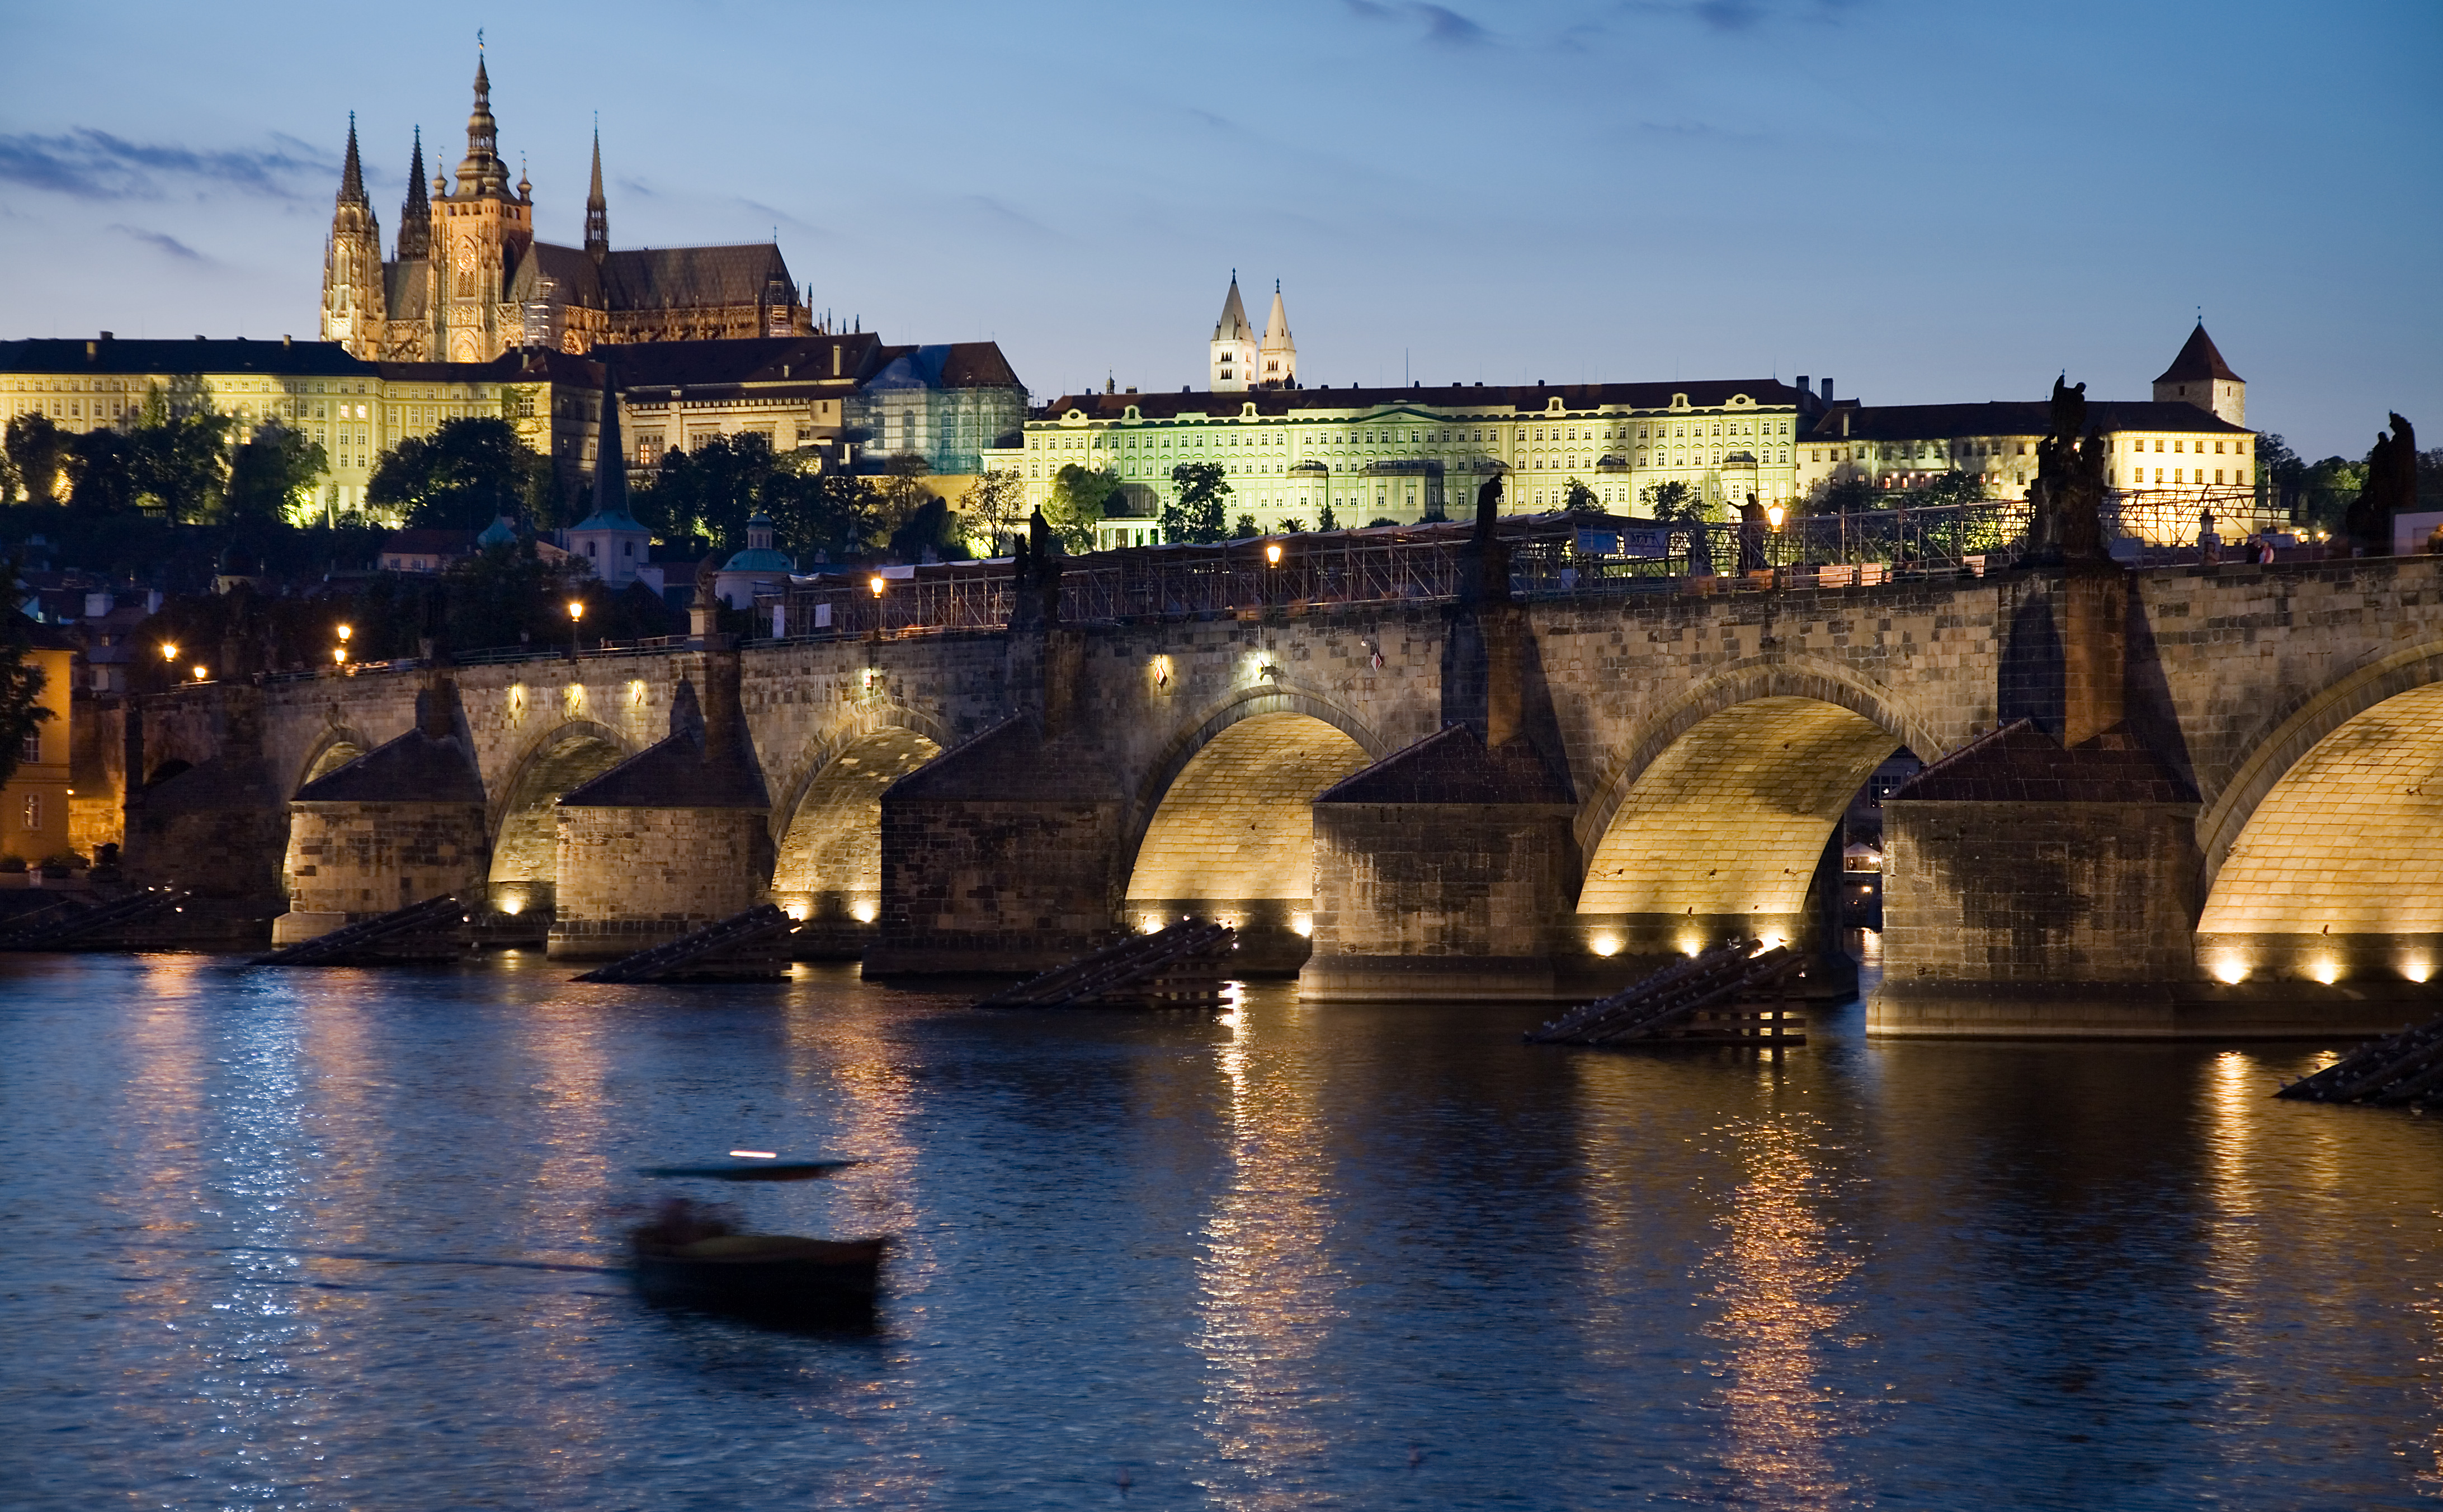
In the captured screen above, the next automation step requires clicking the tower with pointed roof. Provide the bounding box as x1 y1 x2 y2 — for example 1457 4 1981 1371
319 114 388 356
395 126 432 262
584 124 610 260
1258 280 1296 390
2153 322 2245 426
433 47 535 363
1210 272 1257 392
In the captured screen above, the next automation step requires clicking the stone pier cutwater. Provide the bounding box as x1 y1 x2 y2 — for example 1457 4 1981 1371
108 545 2443 1037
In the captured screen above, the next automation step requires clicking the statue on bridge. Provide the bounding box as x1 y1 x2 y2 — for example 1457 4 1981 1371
1461 471 1512 605
2345 413 2418 556
2027 375 2110 565
1008 507 1063 630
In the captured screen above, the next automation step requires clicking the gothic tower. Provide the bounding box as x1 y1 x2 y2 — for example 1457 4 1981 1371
319 114 386 357
584 124 609 260
1210 272 1257 393
435 49 534 363
1258 280 1296 389
395 126 431 260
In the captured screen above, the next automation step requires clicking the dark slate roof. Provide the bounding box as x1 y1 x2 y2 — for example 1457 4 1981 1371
598 243 795 311
295 730 484 805
2154 323 2242 385
1039 378 1815 422
507 240 606 307
0 336 373 377
1318 724 1574 805
379 529 478 556
558 727 767 809
384 257 435 322
1800 400 2252 443
139 757 281 815
1893 720 2196 803
865 342 1024 391
605 333 883 390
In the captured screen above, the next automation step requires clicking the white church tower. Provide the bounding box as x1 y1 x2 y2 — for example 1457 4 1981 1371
1258 280 1296 389
1210 272 1257 392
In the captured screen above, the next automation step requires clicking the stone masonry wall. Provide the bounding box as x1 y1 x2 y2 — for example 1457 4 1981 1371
549 805 768 958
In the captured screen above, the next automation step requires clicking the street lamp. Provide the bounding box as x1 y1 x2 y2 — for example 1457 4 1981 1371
1264 541 1284 566
568 599 584 658
334 622 351 668
867 574 886 598
160 641 179 668
190 664 208 683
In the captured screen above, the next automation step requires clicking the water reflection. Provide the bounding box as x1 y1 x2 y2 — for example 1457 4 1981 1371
1193 993 1345 1509
4 956 2443 1509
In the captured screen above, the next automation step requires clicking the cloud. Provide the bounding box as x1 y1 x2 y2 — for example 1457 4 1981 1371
1617 0 1862 31
0 128 332 201
107 224 207 262
1344 0 1492 46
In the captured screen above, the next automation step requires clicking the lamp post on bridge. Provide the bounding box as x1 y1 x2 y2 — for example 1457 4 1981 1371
568 599 584 659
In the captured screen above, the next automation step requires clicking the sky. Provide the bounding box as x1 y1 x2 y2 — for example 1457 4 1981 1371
1 0 2436 459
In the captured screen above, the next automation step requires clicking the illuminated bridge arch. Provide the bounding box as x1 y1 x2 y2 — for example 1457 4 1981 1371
1119 687 1384 971
485 720 632 909
295 726 372 793
768 711 950 942
2198 648 2443 985
1576 664 1918 959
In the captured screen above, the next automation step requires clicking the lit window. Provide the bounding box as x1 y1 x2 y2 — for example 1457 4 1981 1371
21 793 39 830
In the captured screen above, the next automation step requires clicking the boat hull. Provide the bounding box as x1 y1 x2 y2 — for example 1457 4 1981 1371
630 1234 886 1329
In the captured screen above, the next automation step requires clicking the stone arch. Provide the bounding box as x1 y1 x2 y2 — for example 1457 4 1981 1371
1118 686 1384 971
484 720 633 906
767 712 948 941
296 727 371 793
2197 668 2443 985
1575 658 1934 856
2196 641 2443 893
1576 666 1916 958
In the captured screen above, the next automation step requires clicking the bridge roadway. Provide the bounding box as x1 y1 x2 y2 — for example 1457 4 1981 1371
118 552 2443 1036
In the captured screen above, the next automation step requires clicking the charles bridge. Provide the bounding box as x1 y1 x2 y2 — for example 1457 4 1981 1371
109 526 2443 1038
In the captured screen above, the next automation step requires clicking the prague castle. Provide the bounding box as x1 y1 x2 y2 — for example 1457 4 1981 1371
320 50 812 363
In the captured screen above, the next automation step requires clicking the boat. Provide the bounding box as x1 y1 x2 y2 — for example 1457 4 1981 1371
628 1198 886 1329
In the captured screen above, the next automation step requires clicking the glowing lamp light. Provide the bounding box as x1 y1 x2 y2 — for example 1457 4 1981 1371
1264 541 1284 566
336 623 352 643
160 642 179 664
2211 956 2249 985
1291 914 1313 939
191 664 208 682
869 574 886 598
2403 957 2432 985
498 897 524 916
568 600 585 622
333 646 348 666
1590 932 1623 958
2311 960 2341 986
1766 503 1786 530
850 901 878 924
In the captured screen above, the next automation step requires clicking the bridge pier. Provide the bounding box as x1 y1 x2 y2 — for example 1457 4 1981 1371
271 686 488 946
1304 726 1581 1002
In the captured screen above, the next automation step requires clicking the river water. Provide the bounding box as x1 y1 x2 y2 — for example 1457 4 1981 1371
1 952 2438 1510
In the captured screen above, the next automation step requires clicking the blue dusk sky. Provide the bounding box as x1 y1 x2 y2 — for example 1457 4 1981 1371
1 1 2436 459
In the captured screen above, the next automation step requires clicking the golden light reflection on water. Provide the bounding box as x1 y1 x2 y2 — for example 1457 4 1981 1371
1696 1081 1858 1508
1194 991 1345 1509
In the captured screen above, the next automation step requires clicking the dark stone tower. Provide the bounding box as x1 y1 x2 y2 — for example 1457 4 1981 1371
319 113 386 357
584 124 610 260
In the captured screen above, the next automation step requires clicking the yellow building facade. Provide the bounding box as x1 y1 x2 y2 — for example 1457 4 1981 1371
2 639 74 868
990 378 1815 547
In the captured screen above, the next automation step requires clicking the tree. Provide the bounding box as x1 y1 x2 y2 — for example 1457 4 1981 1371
1814 476 1879 514
128 384 235 523
65 429 139 513
1163 461 1230 544
876 452 935 539
1233 513 1259 539
4 414 65 503
1044 463 1118 552
889 495 971 561
633 433 776 553
962 468 1027 555
1639 479 1705 524
0 554 53 792
1279 517 1308 534
1904 470 1989 509
368 416 546 532
224 422 328 527
1561 478 1601 512
1317 499 1338 532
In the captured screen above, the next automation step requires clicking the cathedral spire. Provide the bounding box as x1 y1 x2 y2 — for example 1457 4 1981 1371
1259 279 1296 389
592 361 628 517
338 112 367 206
396 125 431 261
457 46 507 197
584 120 610 259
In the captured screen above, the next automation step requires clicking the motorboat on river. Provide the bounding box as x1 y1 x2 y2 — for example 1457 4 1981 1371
628 1178 886 1330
